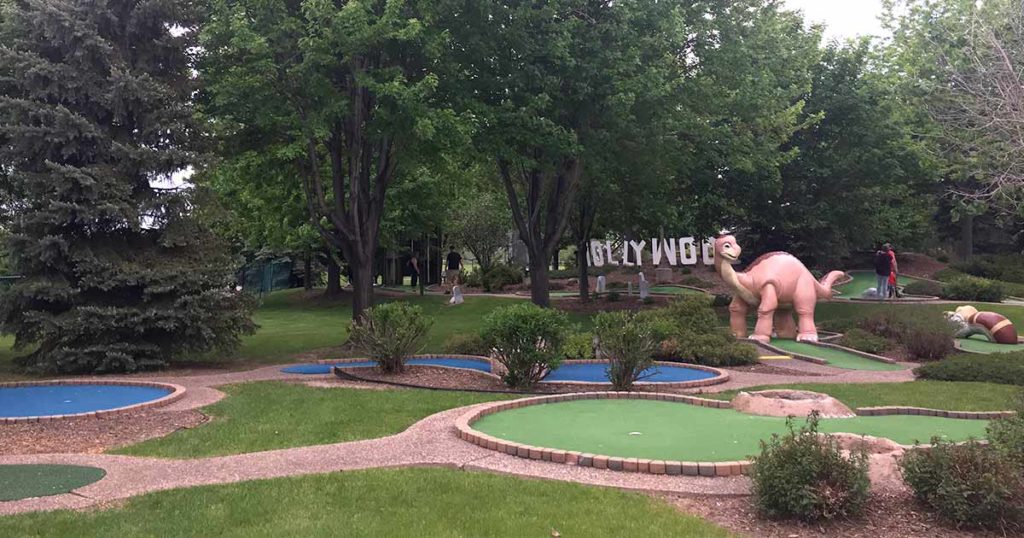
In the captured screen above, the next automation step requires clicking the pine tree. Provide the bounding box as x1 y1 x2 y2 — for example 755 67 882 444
0 0 255 373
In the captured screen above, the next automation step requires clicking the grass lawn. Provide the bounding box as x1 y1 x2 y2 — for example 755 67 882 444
768 338 905 371
474 399 990 461
0 468 733 538
704 381 1021 411
115 382 515 458
817 301 1024 329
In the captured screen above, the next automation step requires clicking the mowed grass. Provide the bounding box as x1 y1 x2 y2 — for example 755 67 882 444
816 301 1024 329
0 468 734 538
705 381 1021 411
115 382 515 458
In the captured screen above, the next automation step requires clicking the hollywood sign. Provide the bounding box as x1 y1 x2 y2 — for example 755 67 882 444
588 237 714 268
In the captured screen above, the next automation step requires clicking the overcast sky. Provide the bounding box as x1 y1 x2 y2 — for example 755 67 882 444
784 0 889 41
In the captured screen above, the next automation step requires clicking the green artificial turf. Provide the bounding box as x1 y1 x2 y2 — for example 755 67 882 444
834 270 924 297
768 338 905 371
115 382 514 458
704 381 1021 411
0 465 106 502
0 468 734 538
957 334 1024 354
816 302 1024 330
649 286 707 296
475 400 989 462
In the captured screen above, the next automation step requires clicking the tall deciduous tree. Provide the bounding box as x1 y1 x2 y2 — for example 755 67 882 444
0 0 255 373
200 0 459 320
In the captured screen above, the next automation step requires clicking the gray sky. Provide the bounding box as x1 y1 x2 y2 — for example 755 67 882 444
784 0 888 41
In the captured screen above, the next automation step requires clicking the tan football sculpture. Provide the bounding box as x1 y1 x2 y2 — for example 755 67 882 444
713 234 845 343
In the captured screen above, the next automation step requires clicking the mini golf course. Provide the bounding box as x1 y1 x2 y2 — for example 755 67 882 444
767 339 905 371
0 383 174 419
472 399 989 462
283 357 493 375
541 362 718 384
956 334 1024 354
834 270 925 297
0 465 106 501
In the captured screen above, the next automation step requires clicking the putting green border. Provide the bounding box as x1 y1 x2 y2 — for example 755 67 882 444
455 392 1008 477
753 339 899 367
953 337 1024 354
0 380 186 424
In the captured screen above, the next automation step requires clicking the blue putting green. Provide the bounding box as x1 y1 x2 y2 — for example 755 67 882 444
0 384 171 418
282 357 493 375
542 363 717 384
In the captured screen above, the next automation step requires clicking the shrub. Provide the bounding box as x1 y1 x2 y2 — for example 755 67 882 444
751 414 870 521
650 296 758 366
914 352 1024 385
902 322 954 361
462 270 483 288
482 264 523 292
348 303 432 374
442 333 488 356
562 331 595 361
641 296 655 305
953 254 1024 284
941 275 1006 303
903 279 942 297
481 303 570 389
857 310 909 340
711 293 732 308
838 328 890 354
678 275 709 288
901 439 1024 531
988 392 1024 469
594 311 666 391
605 291 621 302
936 253 950 263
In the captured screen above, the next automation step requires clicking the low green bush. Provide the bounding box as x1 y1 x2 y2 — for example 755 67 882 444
941 275 1006 303
678 275 710 288
442 333 489 356
838 328 890 354
482 264 523 292
482 303 570 389
594 311 666 391
901 439 1024 531
348 303 433 374
606 291 621 302
561 331 595 361
988 392 1024 469
953 254 1024 284
856 310 954 361
650 296 758 366
902 279 942 297
711 293 732 308
914 353 1024 386
856 310 909 340
751 414 870 522
462 270 483 289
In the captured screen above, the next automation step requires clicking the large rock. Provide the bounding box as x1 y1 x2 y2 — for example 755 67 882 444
731 389 856 418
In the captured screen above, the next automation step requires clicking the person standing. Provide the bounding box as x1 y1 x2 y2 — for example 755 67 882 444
887 244 899 298
873 244 892 299
408 252 420 288
444 246 462 294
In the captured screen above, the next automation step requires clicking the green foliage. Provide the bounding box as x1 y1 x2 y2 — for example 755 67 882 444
988 392 1024 469
348 304 432 374
449 188 511 273
751 415 870 522
954 255 1024 284
442 333 488 356
941 276 1006 302
711 293 733 308
652 296 758 366
482 303 570 389
838 328 890 354
901 439 1024 531
562 332 595 361
0 0 255 373
461 270 483 289
594 312 665 391
856 310 954 361
915 353 1024 386
902 279 943 296
482 265 523 292
605 291 622 302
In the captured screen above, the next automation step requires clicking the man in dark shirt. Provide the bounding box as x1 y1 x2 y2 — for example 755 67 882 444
444 246 462 294
874 243 893 299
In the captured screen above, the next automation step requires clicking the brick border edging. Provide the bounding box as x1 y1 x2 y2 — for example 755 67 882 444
455 391 752 477
855 406 1015 419
0 380 186 424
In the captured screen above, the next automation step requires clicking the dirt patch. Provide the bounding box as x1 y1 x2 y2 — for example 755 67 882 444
898 252 949 280
0 409 207 456
732 390 856 418
664 491 1004 538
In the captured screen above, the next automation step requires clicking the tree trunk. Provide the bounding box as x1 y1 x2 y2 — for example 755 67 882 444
529 253 551 307
349 257 374 321
551 253 559 271
325 257 342 296
576 239 590 302
303 254 314 291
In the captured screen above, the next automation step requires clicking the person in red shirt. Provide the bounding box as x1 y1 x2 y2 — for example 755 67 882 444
885 244 899 298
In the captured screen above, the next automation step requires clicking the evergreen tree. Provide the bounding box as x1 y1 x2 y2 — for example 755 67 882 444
0 0 255 373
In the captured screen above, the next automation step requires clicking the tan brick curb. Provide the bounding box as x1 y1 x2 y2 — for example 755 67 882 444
454 391 752 477
855 406 1015 419
0 380 186 424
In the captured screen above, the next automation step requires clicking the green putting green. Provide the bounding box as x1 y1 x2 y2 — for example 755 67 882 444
834 270 924 297
768 338 905 371
649 286 707 296
0 464 106 501
957 334 1024 353
474 400 989 462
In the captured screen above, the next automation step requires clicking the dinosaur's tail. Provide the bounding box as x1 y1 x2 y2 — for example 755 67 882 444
815 271 846 299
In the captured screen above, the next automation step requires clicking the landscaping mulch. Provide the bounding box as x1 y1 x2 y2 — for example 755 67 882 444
665 491 1006 538
0 409 207 456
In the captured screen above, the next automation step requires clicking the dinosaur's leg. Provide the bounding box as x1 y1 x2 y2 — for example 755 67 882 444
794 287 819 342
751 284 777 344
773 308 797 339
729 297 749 339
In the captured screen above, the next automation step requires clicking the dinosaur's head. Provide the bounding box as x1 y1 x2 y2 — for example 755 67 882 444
714 234 742 265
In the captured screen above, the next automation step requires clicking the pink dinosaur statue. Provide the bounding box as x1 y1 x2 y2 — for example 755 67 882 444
713 234 845 343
